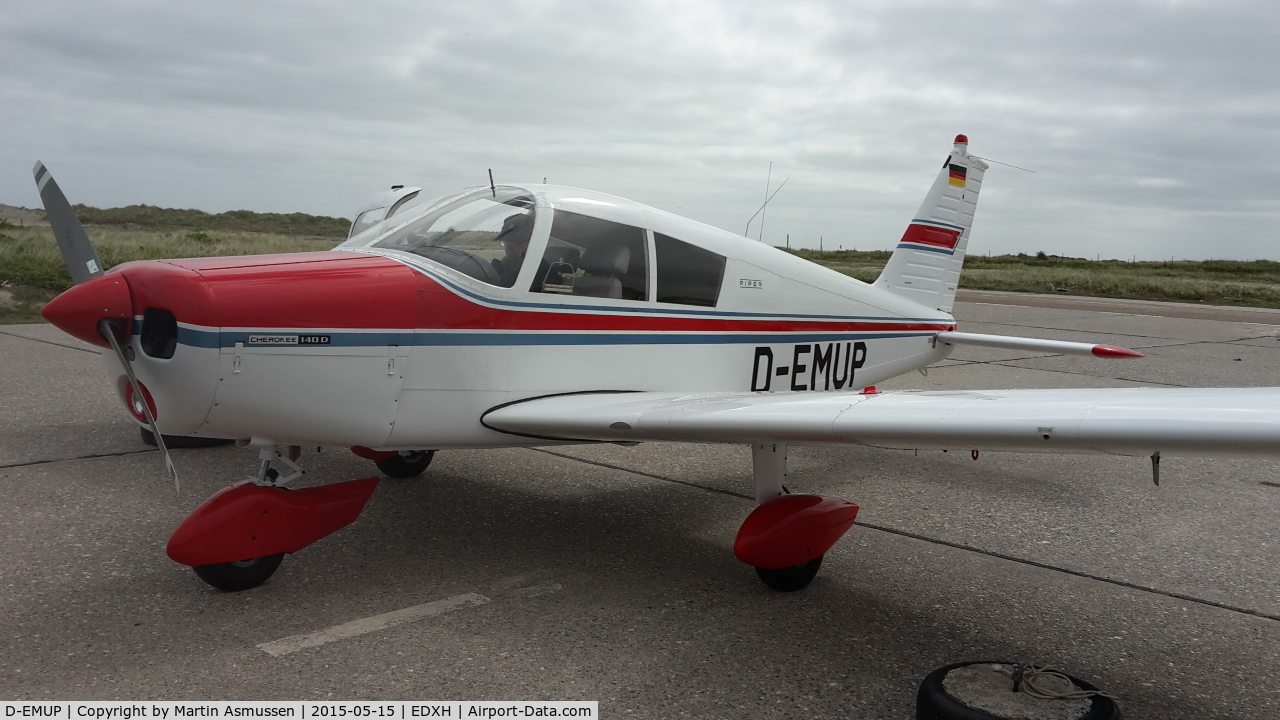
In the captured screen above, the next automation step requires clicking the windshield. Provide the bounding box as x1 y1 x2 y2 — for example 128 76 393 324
370 187 536 288
348 207 387 239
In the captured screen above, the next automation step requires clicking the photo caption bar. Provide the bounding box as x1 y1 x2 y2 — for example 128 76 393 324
0 702 597 720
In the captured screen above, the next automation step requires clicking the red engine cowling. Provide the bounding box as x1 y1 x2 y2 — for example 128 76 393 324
733 494 860 569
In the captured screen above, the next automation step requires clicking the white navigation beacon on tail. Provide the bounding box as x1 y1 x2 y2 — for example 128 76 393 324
30 135 1280 596
876 134 986 313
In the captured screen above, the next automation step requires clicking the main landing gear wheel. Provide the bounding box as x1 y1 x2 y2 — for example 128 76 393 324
755 555 824 592
375 450 435 479
192 553 284 592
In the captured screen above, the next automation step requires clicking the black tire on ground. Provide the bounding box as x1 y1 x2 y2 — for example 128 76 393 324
192 553 285 592
141 428 235 448
754 555 823 592
375 450 436 479
916 661 1122 720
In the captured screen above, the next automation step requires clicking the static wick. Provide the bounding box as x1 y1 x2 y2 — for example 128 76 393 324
1151 451 1160 486
488 169 496 198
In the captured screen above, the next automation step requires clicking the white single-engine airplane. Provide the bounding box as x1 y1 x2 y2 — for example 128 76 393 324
32 136 1280 593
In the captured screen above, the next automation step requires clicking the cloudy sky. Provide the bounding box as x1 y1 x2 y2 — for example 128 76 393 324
3 1 1278 259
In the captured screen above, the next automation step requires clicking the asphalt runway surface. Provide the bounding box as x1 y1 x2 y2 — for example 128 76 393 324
3 296 1280 718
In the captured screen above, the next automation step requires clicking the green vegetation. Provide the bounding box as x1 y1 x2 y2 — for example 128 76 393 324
0 225 339 289
71 204 350 236
0 203 348 322
787 248 1280 309
0 284 55 324
4 200 1280 325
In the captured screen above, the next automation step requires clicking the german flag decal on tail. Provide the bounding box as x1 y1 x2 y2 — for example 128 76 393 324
948 163 967 187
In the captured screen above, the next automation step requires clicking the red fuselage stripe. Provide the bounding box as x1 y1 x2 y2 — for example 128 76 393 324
120 254 953 334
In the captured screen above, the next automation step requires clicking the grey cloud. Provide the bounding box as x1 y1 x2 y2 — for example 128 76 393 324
2 0 1278 259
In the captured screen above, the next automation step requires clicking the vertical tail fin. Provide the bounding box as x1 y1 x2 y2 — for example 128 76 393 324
874 135 988 313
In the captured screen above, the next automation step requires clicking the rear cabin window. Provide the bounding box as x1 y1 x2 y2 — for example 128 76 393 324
654 233 726 307
534 211 647 301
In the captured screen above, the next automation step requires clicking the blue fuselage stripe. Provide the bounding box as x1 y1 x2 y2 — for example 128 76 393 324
177 329 938 349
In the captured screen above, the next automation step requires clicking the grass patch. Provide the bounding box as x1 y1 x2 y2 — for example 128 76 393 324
0 225 339 291
71 204 350 236
785 249 1280 309
5 212 1280 326
0 284 56 324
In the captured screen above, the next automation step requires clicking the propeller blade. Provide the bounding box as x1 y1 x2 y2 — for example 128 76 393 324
98 318 180 495
32 161 104 285
32 164 178 492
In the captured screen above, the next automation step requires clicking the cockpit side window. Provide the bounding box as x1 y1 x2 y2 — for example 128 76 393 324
370 187 536 288
654 233 726 307
534 211 647 301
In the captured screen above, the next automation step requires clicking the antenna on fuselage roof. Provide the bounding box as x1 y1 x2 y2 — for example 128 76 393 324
488 169 496 198
743 176 789 240
760 162 772 243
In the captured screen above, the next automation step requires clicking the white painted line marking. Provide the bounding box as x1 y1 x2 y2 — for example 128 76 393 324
518 581 562 598
258 592 489 657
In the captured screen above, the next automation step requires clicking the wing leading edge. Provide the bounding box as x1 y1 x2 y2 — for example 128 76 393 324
482 387 1280 459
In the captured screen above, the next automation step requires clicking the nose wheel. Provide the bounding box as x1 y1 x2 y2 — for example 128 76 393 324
168 447 380 592
193 553 285 591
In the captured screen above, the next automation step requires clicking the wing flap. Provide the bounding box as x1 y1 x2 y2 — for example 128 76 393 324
482 388 1280 458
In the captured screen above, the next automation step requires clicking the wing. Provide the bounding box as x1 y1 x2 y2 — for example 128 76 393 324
482 387 1280 458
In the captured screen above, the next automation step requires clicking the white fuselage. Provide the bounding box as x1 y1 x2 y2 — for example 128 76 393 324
106 185 956 449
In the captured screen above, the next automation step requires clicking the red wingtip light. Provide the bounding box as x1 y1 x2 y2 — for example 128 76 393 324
1092 344 1144 358
954 134 968 144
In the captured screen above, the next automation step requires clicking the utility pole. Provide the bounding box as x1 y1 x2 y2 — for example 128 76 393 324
786 233 790 250
820 236 823 252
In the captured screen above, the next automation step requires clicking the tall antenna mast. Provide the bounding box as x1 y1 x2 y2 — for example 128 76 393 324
759 162 772 243
743 178 789 238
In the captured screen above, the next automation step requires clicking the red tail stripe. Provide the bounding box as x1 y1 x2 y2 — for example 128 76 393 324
899 223 961 249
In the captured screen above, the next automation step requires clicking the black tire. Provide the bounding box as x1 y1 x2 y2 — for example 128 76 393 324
916 661 1122 720
192 553 285 592
754 555 823 592
375 450 436 479
141 428 234 449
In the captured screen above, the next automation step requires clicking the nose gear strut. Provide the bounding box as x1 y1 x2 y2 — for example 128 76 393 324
167 445 379 591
